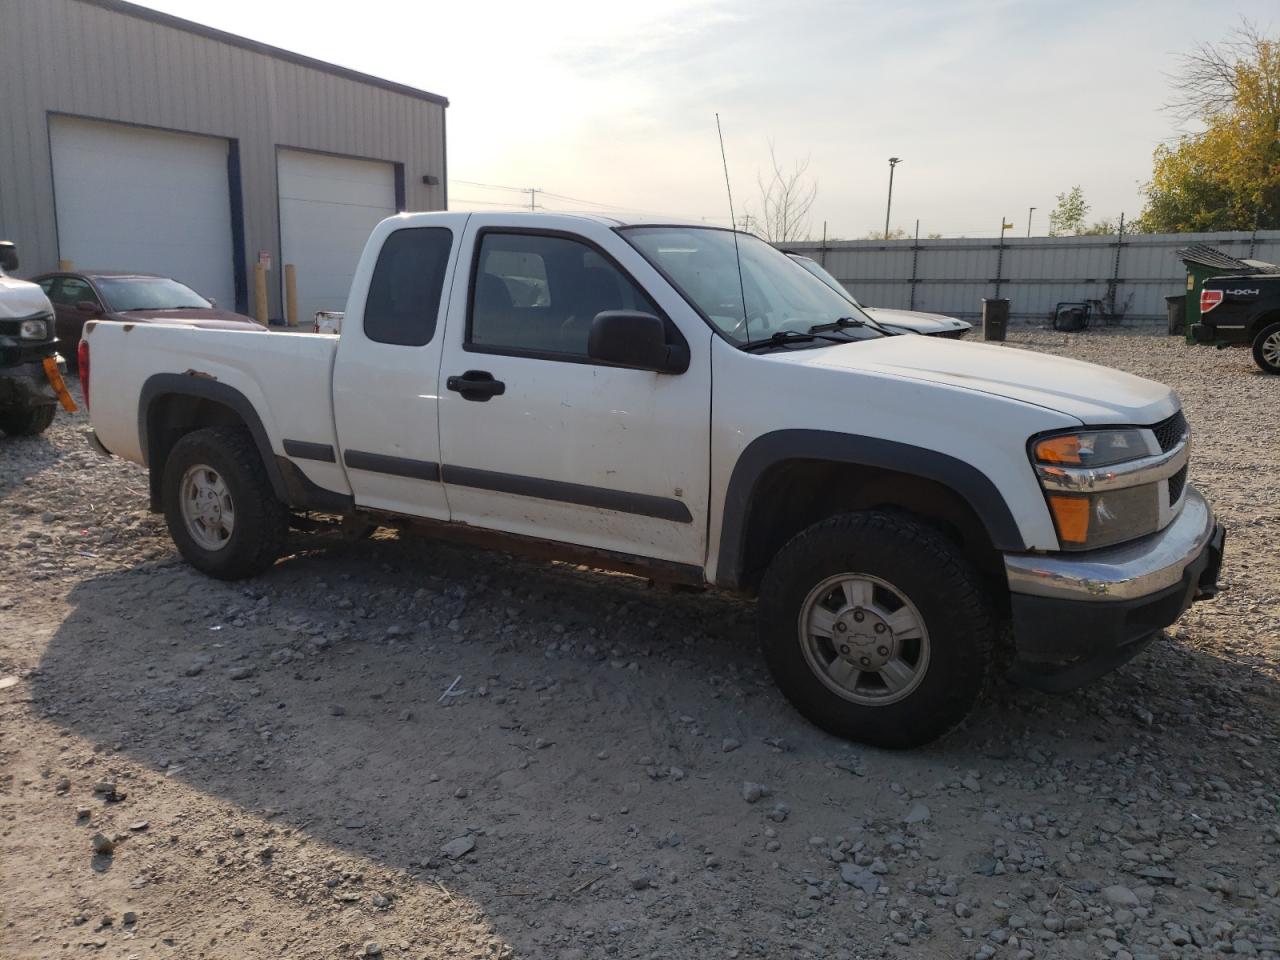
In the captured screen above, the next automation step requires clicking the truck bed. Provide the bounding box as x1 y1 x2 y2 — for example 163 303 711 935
87 321 348 496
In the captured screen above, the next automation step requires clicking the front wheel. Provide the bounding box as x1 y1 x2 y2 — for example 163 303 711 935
1252 322 1280 374
162 426 288 579
758 511 994 749
0 404 56 437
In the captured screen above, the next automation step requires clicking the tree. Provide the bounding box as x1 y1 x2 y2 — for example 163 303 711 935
1139 21 1280 232
1048 186 1090 236
752 141 817 243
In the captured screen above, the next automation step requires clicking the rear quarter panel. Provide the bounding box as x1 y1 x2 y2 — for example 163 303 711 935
86 321 348 494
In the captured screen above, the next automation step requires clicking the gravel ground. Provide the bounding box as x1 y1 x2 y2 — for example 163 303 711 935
0 330 1277 960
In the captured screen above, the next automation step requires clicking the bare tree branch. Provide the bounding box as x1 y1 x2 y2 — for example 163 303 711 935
752 140 817 243
1165 18 1265 124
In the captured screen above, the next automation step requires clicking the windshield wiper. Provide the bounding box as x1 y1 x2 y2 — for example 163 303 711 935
741 330 853 352
809 315 899 337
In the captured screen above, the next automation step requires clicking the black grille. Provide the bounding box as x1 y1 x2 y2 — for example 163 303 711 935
1168 464 1188 505
933 328 969 340
1151 410 1188 452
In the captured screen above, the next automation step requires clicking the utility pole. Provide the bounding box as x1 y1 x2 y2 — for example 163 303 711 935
995 216 1014 299
884 157 901 240
1026 207 1036 238
523 187 541 211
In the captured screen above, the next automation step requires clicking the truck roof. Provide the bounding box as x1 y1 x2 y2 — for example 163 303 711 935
396 210 727 230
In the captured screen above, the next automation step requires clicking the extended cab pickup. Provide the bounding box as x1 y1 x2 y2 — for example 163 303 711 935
83 213 1225 747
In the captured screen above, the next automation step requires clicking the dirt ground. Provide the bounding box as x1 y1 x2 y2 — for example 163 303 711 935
1 329 1277 960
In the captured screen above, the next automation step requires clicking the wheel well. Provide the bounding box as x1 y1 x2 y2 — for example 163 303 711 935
735 459 1005 597
1251 310 1280 336
144 394 251 510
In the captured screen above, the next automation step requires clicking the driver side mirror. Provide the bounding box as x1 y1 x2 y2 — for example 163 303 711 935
76 300 99 314
0 242 17 272
587 311 689 374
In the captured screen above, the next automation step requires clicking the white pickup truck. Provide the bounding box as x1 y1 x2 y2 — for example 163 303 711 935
83 212 1225 747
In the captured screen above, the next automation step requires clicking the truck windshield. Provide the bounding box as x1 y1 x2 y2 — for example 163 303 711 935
622 226 879 346
96 277 211 312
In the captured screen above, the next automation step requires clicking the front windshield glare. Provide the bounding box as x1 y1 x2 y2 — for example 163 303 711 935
97 278 211 312
622 227 877 345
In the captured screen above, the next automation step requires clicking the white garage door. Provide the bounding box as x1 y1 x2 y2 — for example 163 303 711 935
278 150 397 323
49 116 236 308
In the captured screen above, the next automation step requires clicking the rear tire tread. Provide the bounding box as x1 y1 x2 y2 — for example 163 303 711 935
0 404 56 437
1251 321 1280 375
162 426 288 579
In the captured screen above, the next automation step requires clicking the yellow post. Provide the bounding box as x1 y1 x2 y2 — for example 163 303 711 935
58 259 74 271
253 262 269 326
284 263 298 327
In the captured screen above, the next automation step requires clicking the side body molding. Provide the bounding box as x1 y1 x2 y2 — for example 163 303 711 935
138 373 353 513
715 429 1028 589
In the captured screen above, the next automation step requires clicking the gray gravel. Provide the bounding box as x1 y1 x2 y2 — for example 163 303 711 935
0 330 1277 959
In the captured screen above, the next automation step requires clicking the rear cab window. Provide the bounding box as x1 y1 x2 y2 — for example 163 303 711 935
364 227 453 346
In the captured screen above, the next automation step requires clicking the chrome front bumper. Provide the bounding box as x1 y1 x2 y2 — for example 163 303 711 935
1004 486 1217 602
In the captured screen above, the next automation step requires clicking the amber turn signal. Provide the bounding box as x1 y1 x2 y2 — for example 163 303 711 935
1034 435 1083 465
1046 494 1090 545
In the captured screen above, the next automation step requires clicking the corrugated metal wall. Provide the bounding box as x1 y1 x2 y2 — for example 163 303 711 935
0 0 446 317
783 232 1280 323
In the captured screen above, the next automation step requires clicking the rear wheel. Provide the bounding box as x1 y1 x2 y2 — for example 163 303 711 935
1252 322 1280 374
758 511 994 748
0 404 56 437
162 426 287 579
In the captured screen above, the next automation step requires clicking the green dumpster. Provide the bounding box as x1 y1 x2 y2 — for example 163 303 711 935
1176 245 1258 344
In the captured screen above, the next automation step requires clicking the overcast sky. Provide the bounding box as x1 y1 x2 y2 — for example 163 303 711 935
140 0 1275 238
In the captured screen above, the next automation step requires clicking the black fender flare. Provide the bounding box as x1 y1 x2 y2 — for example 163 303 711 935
140 373 287 502
138 373 352 513
715 429 1027 590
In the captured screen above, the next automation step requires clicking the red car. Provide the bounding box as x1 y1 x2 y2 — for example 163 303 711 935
32 270 262 361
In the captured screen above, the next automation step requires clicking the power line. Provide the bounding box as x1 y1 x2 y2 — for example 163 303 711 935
448 176 729 222
448 196 531 207
449 178 529 194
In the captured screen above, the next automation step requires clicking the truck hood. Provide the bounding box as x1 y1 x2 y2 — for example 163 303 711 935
0 274 54 320
778 335 1178 425
863 307 970 334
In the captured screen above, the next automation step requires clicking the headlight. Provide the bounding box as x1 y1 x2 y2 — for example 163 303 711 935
1031 428 1174 551
19 318 49 340
1032 428 1149 468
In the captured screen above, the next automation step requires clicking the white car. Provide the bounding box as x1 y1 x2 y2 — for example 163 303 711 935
0 241 69 436
81 213 1223 748
786 252 972 338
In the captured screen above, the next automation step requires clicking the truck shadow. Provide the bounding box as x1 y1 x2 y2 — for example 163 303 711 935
31 532 1276 955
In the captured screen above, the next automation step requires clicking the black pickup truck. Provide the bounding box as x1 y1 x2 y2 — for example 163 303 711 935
1192 271 1280 374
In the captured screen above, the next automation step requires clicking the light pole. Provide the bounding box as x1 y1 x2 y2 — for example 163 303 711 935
884 157 901 240
1026 206 1036 238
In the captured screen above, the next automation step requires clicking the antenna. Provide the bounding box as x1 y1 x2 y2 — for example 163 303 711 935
715 113 751 344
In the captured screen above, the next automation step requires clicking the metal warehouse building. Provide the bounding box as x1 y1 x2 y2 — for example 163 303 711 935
0 0 447 322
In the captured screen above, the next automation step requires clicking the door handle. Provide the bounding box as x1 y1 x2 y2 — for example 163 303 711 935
446 370 506 402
